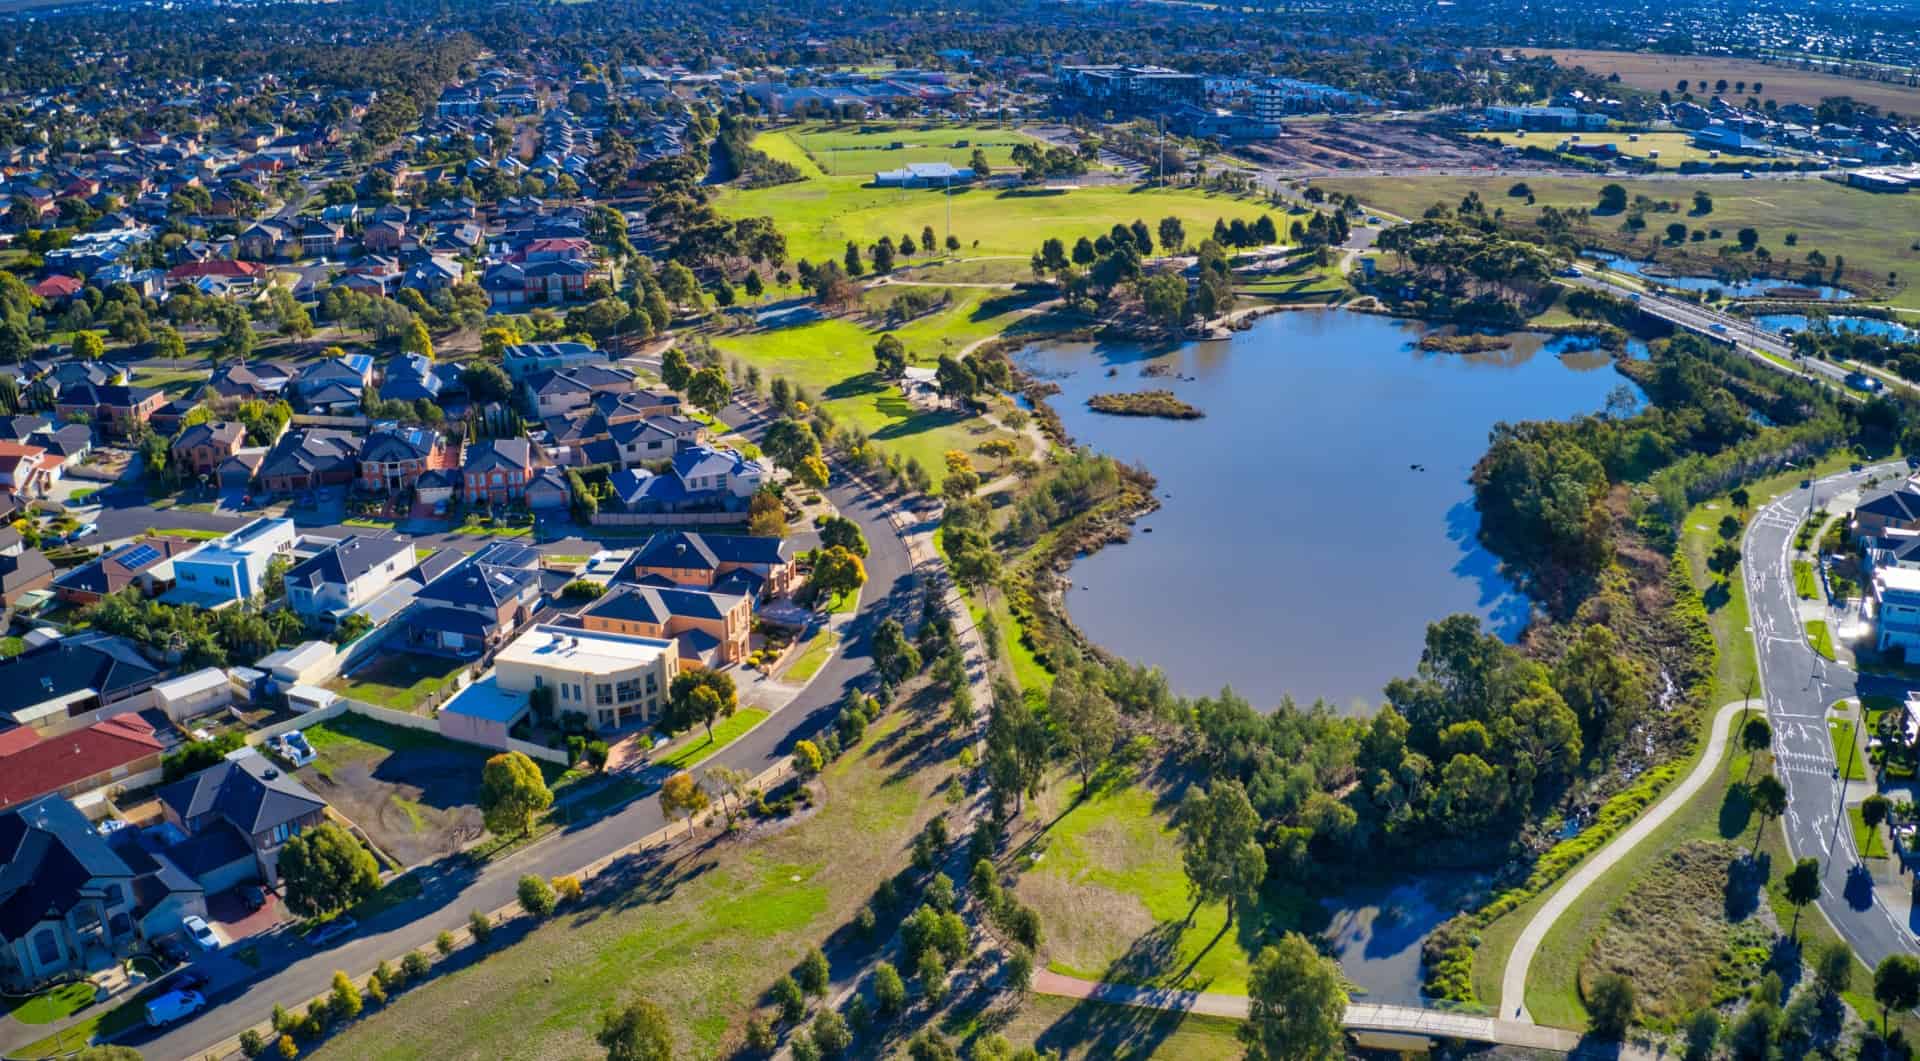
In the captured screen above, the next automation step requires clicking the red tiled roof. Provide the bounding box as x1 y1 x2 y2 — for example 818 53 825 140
32 276 82 299
165 260 268 282
0 713 163 809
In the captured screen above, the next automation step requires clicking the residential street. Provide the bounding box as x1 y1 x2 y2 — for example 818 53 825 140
129 403 926 1060
1744 461 1920 972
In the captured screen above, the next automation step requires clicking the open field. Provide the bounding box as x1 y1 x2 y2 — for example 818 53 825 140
315 703 959 1060
1521 48 1920 114
719 147 1278 268
1473 130 1736 166
771 122 1041 178
297 714 507 867
1317 174 1920 308
949 992 1247 1059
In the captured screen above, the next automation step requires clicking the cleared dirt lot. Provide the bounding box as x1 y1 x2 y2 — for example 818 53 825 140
1241 120 1508 172
297 715 494 867
1526 48 1920 113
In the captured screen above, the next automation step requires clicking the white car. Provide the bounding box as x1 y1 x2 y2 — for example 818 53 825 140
277 731 317 767
182 915 221 952
145 989 205 1027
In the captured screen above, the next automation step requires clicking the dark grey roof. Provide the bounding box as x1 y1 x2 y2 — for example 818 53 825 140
286 534 412 591
158 752 325 837
463 438 534 472
620 531 790 577
582 581 743 625
0 796 132 938
1859 487 1920 524
413 540 540 610
259 429 359 479
0 632 161 720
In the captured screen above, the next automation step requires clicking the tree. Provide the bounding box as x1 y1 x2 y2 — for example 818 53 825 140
798 946 831 995
872 618 922 683
660 347 692 391
1750 775 1787 853
873 961 907 1017
597 996 674 1061
72 331 105 361
1684 1010 1720 1061
1598 184 1628 213
1740 717 1771 779
1864 793 1891 834
1875 954 1920 1035
810 545 867 605
1813 938 1855 998
402 319 434 360
917 948 948 1004
763 417 820 471
748 489 787 537
668 669 738 741
874 333 907 378
1737 227 1760 251
1158 216 1186 254
278 821 379 918
1173 780 1266 925
1242 933 1347 1061
686 367 731 414
1693 190 1714 215
1587 973 1636 1039
1050 671 1118 793
797 455 830 491
479 751 553 839
658 771 709 838
793 739 824 781
518 873 557 918
1141 272 1187 331
461 362 513 404
819 516 868 557
1784 857 1821 939
330 970 362 1021
812 1009 852 1056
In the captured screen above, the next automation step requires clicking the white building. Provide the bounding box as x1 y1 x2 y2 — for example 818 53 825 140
493 624 678 732
166 518 296 606
1872 565 1920 655
283 534 417 624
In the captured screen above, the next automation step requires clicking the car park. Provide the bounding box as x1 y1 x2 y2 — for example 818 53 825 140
145 989 205 1027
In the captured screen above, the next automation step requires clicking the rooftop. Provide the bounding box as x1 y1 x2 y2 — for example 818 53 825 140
496 623 675 675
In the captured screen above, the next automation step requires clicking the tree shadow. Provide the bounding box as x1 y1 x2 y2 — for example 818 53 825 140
1032 992 1208 1060
1726 851 1770 921
1720 780 1755 840
1703 579 1733 613
1846 863 1879 910
1767 934 1806 995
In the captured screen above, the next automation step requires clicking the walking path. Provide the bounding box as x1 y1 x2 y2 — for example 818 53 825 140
1499 698 1755 1022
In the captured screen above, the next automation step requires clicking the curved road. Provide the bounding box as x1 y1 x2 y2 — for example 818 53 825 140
1743 461 1920 972
1499 700 1751 1022
133 403 924 1061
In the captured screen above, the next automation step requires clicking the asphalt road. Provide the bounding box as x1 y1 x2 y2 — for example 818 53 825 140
134 405 924 1060
1744 461 1920 970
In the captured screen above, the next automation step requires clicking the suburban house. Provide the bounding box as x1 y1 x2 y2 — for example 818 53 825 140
463 438 539 505
606 444 769 514
0 632 164 737
405 541 543 657
51 384 165 437
502 341 604 380
378 354 445 404
166 517 297 607
1873 565 1920 658
357 426 447 495
613 530 797 599
0 441 57 500
1854 478 1920 538
284 534 417 624
158 751 328 890
29 424 93 467
522 364 637 418
576 581 751 666
0 527 53 606
492 623 678 731
258 429 360 493
525 466 572 511
171 420 246 475
52 538 189 606
0 714 164 810
207 361 293 400
0 796 206 990
291 355 375 411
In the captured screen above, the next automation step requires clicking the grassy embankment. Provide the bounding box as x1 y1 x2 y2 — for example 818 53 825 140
1319 175 1920 310
317 704 958 1060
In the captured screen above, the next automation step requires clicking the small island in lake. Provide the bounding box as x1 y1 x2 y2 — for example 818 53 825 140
1417 333 1513 354
1087 390 1205 419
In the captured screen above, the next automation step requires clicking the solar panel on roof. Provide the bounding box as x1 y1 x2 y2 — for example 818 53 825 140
115 544 160 569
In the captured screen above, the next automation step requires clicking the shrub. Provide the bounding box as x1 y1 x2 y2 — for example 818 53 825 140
402 950 430 982
917 949 948 1004
812 1009 853 1056
744 1014 775 1052
1006 945 1034 992
239 1029 265 1056
518 874 557 918
364 975 386 1008
277 1034 298 1060
798 946 831 996
925 872 955 914
585 741 610 770
873 961 906 1017
773 973 806 1023
434 931 455 957
552 874 583 903
468 910 493 944
791 1038 821 1061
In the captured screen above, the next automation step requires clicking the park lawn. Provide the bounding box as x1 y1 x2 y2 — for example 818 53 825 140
1235 259 1352 305
1316 174 1920 308
327 652 469 712
1525 49 1920 114
1807 619 1836 661
719 168 1278 270
314 705 954 1061
1830 717 1868 781
980 584 1052 697
1013 766 1280 997
130 365 211 397
655 707 771 772
782 629 837 684
1473 130 1740 167
778 122 1041 176
948 992 1247 1060
1794 559 1819 599
750 129 825 179
1849 804 1889 859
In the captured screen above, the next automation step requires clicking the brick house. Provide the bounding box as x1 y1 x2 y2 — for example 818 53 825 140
170 420 245 475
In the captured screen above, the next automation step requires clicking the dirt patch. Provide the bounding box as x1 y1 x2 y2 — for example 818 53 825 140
1239 120 1509 173
1527 48 1920 114
298 747 490 867
1017 869 1158 977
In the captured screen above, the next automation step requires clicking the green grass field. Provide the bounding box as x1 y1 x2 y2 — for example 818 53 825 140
773 122 1041 178
1794 559 1819 599
328 653 469 712
953 992 1247 1059
1807 619 1836 661
1013 767 1293 997
1473 131 1742 167
654 708 771 772
1318 174 1920 308
1830 717 1867 781
314 706 954 1060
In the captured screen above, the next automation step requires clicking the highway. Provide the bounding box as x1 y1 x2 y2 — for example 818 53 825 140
1744 462 1920 972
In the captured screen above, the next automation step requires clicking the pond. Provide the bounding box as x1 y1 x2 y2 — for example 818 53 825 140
1018 310 1634 712
1582 250 1854 300
1318 873 1485 1005
1754 313 1917 342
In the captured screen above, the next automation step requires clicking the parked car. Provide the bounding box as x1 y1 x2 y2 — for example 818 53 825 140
305 915 358 948
241 884 271 912
281 730 317 767
156 935 192 964
158 967 209 993
182 915 221 952
145 989 205 1027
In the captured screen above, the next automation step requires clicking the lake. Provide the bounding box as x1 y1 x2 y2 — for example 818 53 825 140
1583 251 1854 300
1018 310 1633 712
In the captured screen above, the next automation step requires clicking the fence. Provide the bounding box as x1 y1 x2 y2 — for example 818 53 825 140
242 692 569 765
589 511 750 528
291 413 371 428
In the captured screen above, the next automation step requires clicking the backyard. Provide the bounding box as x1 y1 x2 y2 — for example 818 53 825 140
328 652 470 713
314 702 962 1060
